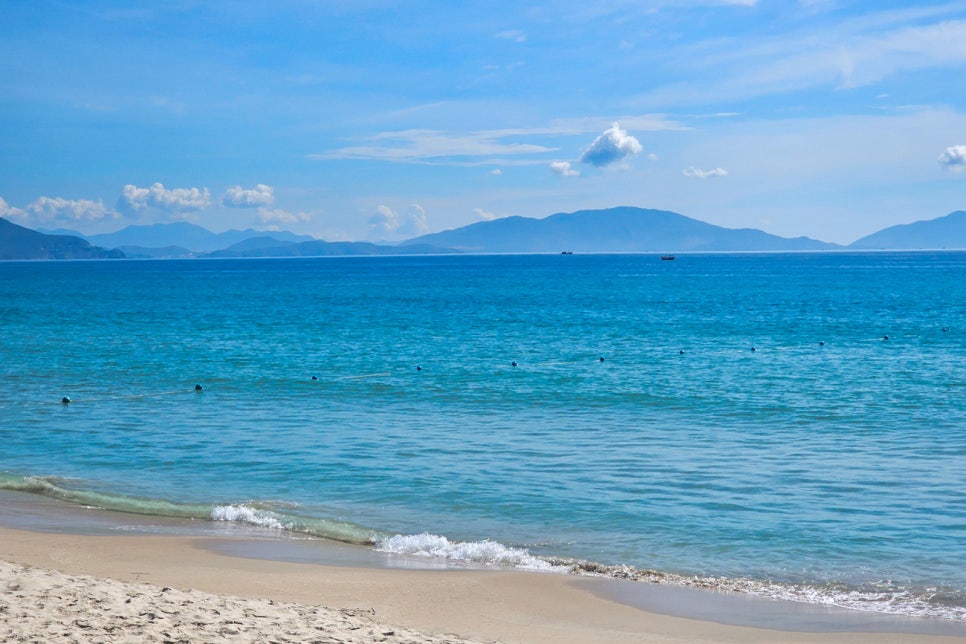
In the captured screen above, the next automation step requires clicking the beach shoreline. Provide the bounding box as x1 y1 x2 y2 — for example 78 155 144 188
2 493 965 643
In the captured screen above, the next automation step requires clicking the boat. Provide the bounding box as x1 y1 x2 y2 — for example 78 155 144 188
661 255 675 261
561 251 574 255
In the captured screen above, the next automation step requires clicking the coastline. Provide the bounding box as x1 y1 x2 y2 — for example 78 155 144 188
2 493 965 642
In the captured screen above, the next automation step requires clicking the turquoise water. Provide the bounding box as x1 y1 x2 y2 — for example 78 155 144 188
1 252 964 619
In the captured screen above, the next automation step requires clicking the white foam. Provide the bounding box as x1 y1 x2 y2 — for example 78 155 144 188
567 562 966 622
753 582 966 622
374 533 565 572
211 504 286 530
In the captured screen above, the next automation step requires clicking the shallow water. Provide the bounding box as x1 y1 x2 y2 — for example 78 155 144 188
1 252 964 619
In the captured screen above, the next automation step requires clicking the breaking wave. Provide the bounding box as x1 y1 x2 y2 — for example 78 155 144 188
374 533 565 572
3 473 963 622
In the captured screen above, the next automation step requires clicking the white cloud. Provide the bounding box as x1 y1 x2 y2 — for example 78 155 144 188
117 182 211 214
938 145 966 172
223 184 274 208
537 115 687 135
549 161 580 176
310 116 683 167
256 207 313 225
1 195 116 226
314 129 555 164
495 29 527 43
489 168 503 176
368 204 430 239
0 197 26 220
578 123 643 167
683 166 729 179
635 13 966 109
369 205 397 236
28 196 114 223
474 208 497 221
401 204 429 237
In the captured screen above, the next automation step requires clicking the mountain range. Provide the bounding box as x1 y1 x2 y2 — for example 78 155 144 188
848 210 966 249
0 218 123 260
404 207 838 253
4 207 966 260
204 238 456 257
81 221 316 253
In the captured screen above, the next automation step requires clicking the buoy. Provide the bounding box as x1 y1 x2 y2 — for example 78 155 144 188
511 361 518 367
194 384 203 391
679 350 684 355
416 365 422 371
599 357 605 363
61 396 71 404
750 347 756 352
883 335 889 340
942 327 948 333
819 341 825 346
311 375 318 381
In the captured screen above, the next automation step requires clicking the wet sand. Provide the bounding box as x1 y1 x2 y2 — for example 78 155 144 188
1 492 965 643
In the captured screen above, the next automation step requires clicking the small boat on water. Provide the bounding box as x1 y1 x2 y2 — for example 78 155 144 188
661 255 675 261
561 251 574 255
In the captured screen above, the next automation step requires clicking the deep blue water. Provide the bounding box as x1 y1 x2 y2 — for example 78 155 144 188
1 252 964 618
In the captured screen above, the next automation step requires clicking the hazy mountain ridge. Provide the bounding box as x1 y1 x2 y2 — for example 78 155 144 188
83 222 316 253
204 239 457 258
8 207 966 260
404 207 840 252
848 210 966 249
0 218 124 260
119 245 194 259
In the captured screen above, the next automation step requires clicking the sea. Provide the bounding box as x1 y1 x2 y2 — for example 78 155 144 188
1 252 964 622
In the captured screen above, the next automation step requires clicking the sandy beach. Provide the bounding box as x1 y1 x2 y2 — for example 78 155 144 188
1 524 964 643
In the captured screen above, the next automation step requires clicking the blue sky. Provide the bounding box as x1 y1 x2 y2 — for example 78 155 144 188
1 0 965 244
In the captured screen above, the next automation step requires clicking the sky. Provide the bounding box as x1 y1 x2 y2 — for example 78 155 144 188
1 0 965 245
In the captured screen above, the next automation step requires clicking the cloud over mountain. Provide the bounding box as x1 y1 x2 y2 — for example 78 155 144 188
369 204 429 239
578 123 643 167
2 195 114 225
474 208 498 221
0 197 25 220
26 196 114 223
117 183 211 214
223 184 274 207
256 207 313 225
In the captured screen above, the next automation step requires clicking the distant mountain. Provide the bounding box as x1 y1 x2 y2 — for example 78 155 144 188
849 211 966 249
37 226 86 237
0 218 124 260
85 222 316 253
204 239 458 258
213 237 297 253
119 245 194 259
402 207 839 253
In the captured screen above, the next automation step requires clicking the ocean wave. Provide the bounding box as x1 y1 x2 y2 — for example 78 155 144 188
2 474 963 622
374 533 565 572
211 504 287 530
373 533 965 621
0 474 374 546
0 474 212 519
208 503 374 545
